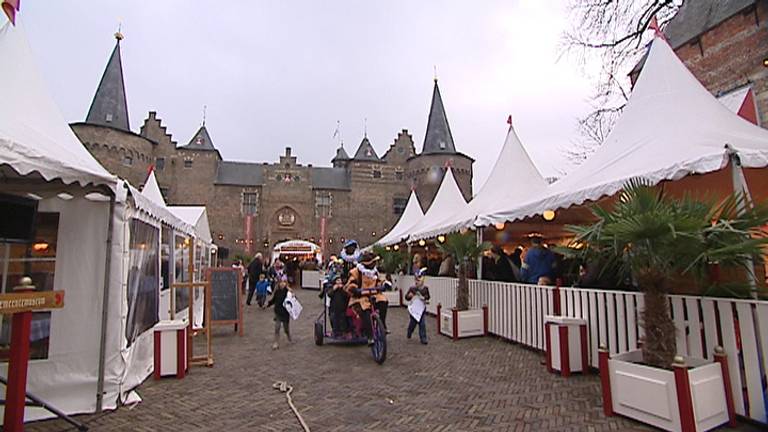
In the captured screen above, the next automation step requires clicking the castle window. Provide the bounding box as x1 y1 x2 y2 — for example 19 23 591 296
242 192 259 216
315 192 332 218
184 159 193 168
395 171 404 181
155 157 165 171
372 169 382 179
397 147 404 154
393 197 407 215
105 113 113 122
122 154 133 166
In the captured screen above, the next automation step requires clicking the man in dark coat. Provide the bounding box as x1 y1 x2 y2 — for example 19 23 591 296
246 253 264 305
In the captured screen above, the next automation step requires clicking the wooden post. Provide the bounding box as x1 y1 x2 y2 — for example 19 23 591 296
672 356 696 432
559 325 570 377
553 278 562 315
482 305 488 336
714 346 737 427
436 303 442 335
451 308 459 341
545 322 553 373
5 278 35 431
598 345 613 416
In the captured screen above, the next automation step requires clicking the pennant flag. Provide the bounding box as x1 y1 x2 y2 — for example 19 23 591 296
507 115 513 127
2 0 20 25
648 16 667 41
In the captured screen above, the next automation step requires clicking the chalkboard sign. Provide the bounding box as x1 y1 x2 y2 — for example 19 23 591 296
207 268 243 335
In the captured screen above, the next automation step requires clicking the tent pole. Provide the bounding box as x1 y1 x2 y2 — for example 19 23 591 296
96 191 116 412
727 146 758 299
407 243 412 275
477 229 483 280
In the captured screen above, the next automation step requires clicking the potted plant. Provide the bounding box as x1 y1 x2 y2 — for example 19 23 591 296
569 179 768 432
436 232 491 340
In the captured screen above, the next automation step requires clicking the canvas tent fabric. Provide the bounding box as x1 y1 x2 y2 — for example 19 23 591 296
483 36 768 225
0 22 116 189
409 124 547 240
376 190 425 246
401 168 469 242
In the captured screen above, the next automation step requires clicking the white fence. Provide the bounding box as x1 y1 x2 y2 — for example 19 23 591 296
396 276 768 425
301 270 323 290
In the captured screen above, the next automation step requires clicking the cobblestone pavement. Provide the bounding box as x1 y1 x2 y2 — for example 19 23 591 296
27 288 763 432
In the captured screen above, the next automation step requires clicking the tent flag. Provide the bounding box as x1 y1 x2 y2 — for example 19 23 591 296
2 0 20 25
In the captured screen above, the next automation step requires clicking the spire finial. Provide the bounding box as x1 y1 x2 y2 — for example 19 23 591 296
114 22 124 41
433 65 438 83
364 117 368 138
202 105 207 127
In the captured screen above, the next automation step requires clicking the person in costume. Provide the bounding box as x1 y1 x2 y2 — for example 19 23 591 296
405 268 431 344
327 275 349 335
339 239 361 280
344 251 389 344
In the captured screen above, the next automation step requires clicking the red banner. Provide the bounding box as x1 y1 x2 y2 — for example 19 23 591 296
320 217 327 259
244 215 253 254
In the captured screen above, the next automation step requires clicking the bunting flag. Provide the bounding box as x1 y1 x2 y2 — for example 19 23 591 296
2 0 20 25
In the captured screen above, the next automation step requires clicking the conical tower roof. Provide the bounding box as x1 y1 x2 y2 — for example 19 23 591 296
86 33 130 131
180 125 216 151
331 144 350 162
422 79 456 154
352 136 380 161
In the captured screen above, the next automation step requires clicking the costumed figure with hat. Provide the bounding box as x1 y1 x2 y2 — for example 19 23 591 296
405 268 431 344
339 239 362 281
344 251 389 344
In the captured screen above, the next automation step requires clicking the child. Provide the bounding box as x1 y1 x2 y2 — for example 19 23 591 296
328 275 348 335
255 273 270 308
267 275 292 349
405 268 431 345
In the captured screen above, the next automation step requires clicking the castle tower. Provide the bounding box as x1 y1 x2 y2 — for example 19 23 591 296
85 31 130 131
331 144 350 168
407 78 473 211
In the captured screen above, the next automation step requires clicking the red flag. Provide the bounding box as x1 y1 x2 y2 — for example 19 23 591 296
507 115 513 127
2 0 20 25
648 16 667 40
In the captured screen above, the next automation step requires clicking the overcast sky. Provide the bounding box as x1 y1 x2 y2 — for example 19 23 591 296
14 0 596 189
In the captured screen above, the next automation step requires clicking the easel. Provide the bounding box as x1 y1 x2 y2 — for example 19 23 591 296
170 240 213 367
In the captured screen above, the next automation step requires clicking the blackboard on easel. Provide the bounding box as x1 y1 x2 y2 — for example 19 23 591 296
207 267 243 336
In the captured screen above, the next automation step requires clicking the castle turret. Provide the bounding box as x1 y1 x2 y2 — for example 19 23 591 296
85 31 130 131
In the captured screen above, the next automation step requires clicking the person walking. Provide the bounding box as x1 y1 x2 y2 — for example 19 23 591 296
267 275 292 349
246 253 264 305
255 272 270 308
406 268 431 344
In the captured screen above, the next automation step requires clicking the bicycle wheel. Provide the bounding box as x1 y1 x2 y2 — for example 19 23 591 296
370 314 387 364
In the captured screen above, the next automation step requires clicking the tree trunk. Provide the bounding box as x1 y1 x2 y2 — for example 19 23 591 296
638 268 677 369
456 258 469 311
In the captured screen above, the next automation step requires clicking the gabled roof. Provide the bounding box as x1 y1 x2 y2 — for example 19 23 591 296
411 122 548 240
665 0 755 49
215 161 264 186
86 35 130 131
376 190 425 246
402 168 468 242
352 137 380 161
0 23 116 189
310 167 350 190
422 79 456 155
487 36 768 224
180 125 216 151
331 145 350 162
141 170 166 206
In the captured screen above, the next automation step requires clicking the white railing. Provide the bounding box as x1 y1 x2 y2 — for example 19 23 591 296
418 277 768 425
301 270 323 290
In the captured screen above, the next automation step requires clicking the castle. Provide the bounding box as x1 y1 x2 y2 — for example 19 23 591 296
72 33 474 258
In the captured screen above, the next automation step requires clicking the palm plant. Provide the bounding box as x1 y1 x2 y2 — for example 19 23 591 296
372 245 406 274
568 179 768 368
438 232 491 311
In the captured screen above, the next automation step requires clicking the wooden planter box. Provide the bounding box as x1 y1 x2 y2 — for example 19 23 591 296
153 319 188 379
437 304 488 340
544 315 588 376
600 348 736 432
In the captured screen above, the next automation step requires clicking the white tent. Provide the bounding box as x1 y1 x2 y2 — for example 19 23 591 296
410 124 548 240
376 190 425 246
484 36 768 224
402 168 469 243
0 21 194 422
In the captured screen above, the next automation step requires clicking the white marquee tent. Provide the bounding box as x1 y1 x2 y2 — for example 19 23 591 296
375 190 425 247
409 124 548 240
0 21 195 422
401 168 469 243
483 36 768 225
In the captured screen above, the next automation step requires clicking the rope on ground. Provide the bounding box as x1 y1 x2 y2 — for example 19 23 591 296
272 381 310 432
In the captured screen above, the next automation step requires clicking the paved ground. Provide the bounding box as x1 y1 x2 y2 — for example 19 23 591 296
27 288 763 431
